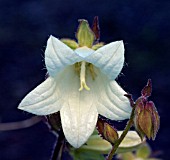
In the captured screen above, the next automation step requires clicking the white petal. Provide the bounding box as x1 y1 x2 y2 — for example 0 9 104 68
18 77 62 115
85 41 124 80
45 36 81 77
74 46 94 58
59 66 98 148
88 68 131 120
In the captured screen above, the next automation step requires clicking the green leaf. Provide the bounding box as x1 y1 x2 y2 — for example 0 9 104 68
136 143 151 158
117 152 135 160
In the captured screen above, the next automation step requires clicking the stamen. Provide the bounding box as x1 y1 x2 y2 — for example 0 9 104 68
88 63 96 80
74 62 81 75
79 61 90 91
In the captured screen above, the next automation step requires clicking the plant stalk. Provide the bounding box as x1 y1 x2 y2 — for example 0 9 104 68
106 104 136 160
51 129 65 160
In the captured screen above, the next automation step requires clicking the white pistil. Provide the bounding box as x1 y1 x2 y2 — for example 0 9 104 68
79 61 90 91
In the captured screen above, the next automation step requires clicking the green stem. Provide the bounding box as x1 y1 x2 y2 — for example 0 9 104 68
106 105 136 160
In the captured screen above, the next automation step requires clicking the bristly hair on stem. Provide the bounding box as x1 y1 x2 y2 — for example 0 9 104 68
106 94 136 160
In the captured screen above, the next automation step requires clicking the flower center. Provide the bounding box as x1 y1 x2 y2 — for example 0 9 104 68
74 62 96 91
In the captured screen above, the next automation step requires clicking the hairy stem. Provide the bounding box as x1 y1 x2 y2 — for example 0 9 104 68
106 104 136 160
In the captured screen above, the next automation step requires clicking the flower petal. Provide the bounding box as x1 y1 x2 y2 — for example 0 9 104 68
85 41 124 80
74 46 94 58
18 77 62 115
88 68 131 120
45 36 81 77
60 66 98 148
18 66 82 116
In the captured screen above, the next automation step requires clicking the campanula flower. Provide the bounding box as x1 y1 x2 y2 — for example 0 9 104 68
18 20 131 148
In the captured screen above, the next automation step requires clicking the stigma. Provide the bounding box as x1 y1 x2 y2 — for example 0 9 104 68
79 61 90 91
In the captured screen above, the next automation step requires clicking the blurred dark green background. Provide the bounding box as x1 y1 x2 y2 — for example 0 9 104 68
0 0 169 159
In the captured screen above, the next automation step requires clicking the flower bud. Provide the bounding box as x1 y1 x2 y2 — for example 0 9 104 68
141 79 152 97
135 102 160 140
137 104 153 139
103 123 119 144
145 101 160 140
134 82 160 141
76 19 95 47
91 16 100 41
96 118 105 136
97 118 118 144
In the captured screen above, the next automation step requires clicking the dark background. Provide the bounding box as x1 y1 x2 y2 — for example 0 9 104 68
0 0 169 159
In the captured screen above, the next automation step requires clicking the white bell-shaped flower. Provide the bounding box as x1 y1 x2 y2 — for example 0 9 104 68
18 36 131 148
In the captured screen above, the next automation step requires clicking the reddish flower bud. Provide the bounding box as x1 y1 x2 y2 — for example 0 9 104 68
141 79 152 98
92 16 100 41
103 123 119 144
97 118 119 144
134 80 160 141
137 106 153 139
97 118 105 137
134 100 145 140
135 99 145 115
145 101 160 140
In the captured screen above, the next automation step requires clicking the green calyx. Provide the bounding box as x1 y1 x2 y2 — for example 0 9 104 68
61 19 104 50
76 19 95 48
61 38 79 49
